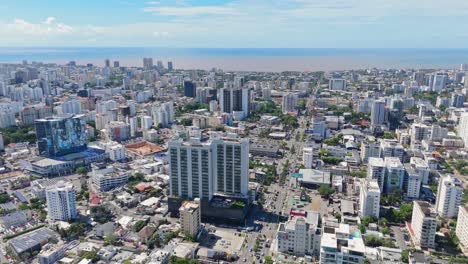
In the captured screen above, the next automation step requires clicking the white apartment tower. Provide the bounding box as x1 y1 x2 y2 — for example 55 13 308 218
456 206 468 254
435 175 463 218
367 157 385 192
384 157 405 194
457 113 468 148
360 136 380 162
359 179 381 218
169 134 249 200
46 181 77 221
302 147 314 169
411 201 437 249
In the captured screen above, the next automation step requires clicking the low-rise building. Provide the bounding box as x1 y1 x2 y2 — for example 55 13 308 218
277 211 321 257
91 164 129 192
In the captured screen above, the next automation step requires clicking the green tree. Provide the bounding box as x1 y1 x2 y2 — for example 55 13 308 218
318 185 335 199
134 220 146 232
76 167 88 176
264 256 273 264
104 233 118 246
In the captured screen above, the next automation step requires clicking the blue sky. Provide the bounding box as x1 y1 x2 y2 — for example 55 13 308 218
1 0 468 48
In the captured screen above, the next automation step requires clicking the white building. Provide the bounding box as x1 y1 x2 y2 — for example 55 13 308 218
169 133 249 200
179 199 201 237
360 136 380 162
329 79 347 90
456 206 468 254
277 212 321 257
435 175 463 218
432 74 447 92
152 101 174 128
367 157 385 192
91 165 129 192
57 99 82 115
384 157 405 194
320 223 366 264
359 179 381 218
282 93 299 113
380 139 405 162
404 165 422 199
46 181 77 221
141 115 153 130
458 113 468 148
411 201 437 249
0 110 16 128
410 123 429 143
370 100 386 127
409 157 430 185
303 147 314 169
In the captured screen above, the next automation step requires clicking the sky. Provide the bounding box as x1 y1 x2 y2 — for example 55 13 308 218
1 0 468 48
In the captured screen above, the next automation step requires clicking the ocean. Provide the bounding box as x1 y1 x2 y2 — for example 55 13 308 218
0 47 467 72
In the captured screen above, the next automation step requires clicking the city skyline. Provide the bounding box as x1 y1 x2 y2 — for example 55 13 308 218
1 0 468 48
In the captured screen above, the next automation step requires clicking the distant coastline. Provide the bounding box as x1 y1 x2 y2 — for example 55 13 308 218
0 47 467 72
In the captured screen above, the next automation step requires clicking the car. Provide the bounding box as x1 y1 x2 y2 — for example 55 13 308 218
243 258 247 262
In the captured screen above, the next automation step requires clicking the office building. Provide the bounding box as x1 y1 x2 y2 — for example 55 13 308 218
184 81 197 98
320 223 366 264
370 100 386 127
282 93 299 113
435 175 463 218
429 125 448 142
91 165 129 192
169 134 249 200
104 59 110 67
461 64 468 71
168 61 173 71
328 79 347 90
277 211 321 257
179 199 201 237
359 179 381 218
113 61 120 68
35 114 87 157
46 181 77 221
456 206 468 254
410 201 437 249
218 88 250 119
384 157 404 194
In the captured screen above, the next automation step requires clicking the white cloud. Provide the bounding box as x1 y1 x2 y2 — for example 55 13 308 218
44 17 56 25
143 6 240 16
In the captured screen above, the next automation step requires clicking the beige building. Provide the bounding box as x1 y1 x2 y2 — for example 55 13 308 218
410 201 438 249
179 199 201 237
456 206 468 254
